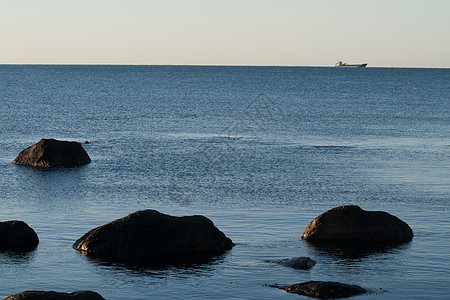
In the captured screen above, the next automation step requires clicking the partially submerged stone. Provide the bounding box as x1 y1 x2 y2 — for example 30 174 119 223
0 220 39 251
13 139 91 168
270 257 316 270
302 205 413 244
3 290 105 300
73 210 234 266
282 281 366 298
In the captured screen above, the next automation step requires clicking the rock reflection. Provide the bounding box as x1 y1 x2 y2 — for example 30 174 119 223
0 250 36 265
304 240 412 260
80 251 229 278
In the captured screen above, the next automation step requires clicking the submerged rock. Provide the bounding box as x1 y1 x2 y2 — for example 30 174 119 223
13 139 91 168
0 221 39 251
3 290 105 300
270 257 316 270
73 210 234 266
282 281 367 298
302 205 413 243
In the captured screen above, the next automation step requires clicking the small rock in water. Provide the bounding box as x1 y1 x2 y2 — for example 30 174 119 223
3 290 105 300
282 281 367 298
270 257 316 270
13 139 91 168
0 220 39 252
302 205 413 244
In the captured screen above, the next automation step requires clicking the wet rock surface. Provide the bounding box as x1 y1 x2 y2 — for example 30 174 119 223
13 139 91 168
3 290 105 300
270 257 316 270
281 281 367 298
73 210 234 266
302 205 413 243
0 221 39 252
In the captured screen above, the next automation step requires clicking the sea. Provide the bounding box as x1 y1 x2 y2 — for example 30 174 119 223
0 65 448 299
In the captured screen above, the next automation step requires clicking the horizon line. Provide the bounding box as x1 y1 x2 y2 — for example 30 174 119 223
0 63 449 69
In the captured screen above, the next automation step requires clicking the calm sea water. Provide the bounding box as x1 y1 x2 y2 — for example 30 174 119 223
0 65 449 299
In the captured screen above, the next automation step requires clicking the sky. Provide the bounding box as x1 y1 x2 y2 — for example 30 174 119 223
0 0 449 67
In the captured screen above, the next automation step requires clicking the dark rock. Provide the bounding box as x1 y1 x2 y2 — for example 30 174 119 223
73 210 234 266
13 139 91 168
270 257 316 270
302 205 413 243
283 281 367 298
0 221 39 251
3 290 105 300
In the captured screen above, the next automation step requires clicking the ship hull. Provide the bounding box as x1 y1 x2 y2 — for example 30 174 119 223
335 63 367 68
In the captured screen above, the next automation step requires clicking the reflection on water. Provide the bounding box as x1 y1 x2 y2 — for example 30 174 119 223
304 239 412 260
79 249 230 277
0 250 36 266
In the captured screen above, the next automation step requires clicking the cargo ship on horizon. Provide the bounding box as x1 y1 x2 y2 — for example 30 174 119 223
335 60 367 68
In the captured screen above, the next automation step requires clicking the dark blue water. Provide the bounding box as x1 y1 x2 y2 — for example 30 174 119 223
0 65 449 299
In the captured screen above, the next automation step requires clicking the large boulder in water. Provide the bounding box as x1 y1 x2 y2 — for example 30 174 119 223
4 290 105 300
13 139 91 168
282 281 367 298
302 205 413 243
0 220 39 251
73 210 234 266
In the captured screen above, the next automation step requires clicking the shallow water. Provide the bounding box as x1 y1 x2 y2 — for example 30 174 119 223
0 65 449 299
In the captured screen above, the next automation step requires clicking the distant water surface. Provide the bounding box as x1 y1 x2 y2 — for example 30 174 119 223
0 65 449 299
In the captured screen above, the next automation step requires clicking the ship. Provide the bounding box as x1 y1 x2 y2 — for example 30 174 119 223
335 60 367 68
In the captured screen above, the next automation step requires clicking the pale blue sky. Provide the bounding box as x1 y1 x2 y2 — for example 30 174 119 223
1 0 449 67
